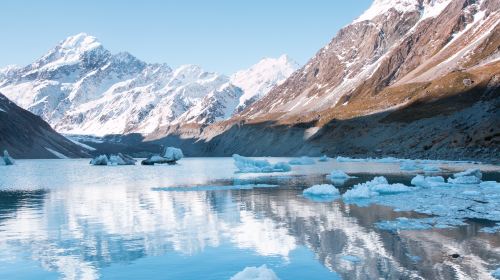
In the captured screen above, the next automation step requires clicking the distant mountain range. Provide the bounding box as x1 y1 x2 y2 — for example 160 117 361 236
0 33 298 136
1 0 499 161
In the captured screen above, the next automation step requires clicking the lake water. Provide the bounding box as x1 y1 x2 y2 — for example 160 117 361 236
0 158 499 280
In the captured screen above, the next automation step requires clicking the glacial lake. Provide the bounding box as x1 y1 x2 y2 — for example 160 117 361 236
0 158 499 279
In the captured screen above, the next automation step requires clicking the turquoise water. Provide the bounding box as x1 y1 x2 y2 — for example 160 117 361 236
0 158 499 279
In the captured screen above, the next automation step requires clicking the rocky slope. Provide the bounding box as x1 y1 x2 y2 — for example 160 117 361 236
0 93 90 159
180 0 498 162
0 34 299 136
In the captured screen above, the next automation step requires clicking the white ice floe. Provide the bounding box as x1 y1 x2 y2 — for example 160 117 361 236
344 174 500 232
230 265 279 280
288 156 315 165
90 153 136 166
233 154 291 173
447 168 482 184
303 184 340 197
318 155 329 162
411 175 448 188
454 168 482 179
141 147 184 165
328 170 352 179
343 176 414 200
400 161 423 171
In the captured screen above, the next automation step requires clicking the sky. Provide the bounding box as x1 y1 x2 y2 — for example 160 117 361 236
0 0 372 74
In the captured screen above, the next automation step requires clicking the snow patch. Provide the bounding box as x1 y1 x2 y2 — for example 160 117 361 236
45 147 69 159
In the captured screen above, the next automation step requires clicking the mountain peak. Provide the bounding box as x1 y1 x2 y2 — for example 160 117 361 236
58 33 101 52
354 0 453 23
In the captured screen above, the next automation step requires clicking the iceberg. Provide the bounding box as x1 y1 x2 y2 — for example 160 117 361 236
141 147 184 165
448 176 481 184
410 175 448 188
230 265 279 280
233 154 291 173
453 168 482 179
288 156 315 165
400 161 422 171
303 184 340 197
318 155 329 162
163 147 183 161
90 153 136 166
1 150 15 165
343 176 414 200
447 168 482 184
328 170 352 179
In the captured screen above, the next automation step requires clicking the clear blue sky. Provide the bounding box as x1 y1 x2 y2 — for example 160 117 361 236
0 0 372 74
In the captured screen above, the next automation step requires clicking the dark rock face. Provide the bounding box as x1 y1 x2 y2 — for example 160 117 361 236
0 93 89 159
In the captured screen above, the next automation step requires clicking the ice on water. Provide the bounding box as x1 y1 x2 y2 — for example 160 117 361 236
345 168 500 233
288 156 315 165
233 154 291 173
303 184 340 197
343 176 414 200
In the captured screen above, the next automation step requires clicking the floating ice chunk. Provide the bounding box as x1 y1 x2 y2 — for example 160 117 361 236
233 154 290 173
2 150 15 165
453 168 482 179
303 184 340 197
411 175 448 188
329 170 352 179
400 161 422 171
230 265 279 280
90 153 136 166
341 255 361 263
162 147 184 161
492 268 500 279
90 155 108 165
318 155 329 162
336 156 367 162
423 165 441 172
448 176 481 184
288 156 315 165
480 181 500 188
343 176 414 200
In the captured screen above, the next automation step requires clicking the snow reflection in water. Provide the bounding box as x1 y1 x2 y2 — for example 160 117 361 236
0 158 498 280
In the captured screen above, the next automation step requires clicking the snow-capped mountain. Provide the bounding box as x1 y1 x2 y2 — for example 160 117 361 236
192 0 499 162
240 0 499 122
230 55 299 113
0 33 298 136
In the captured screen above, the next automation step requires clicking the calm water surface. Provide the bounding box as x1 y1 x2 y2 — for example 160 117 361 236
0 158 499 279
